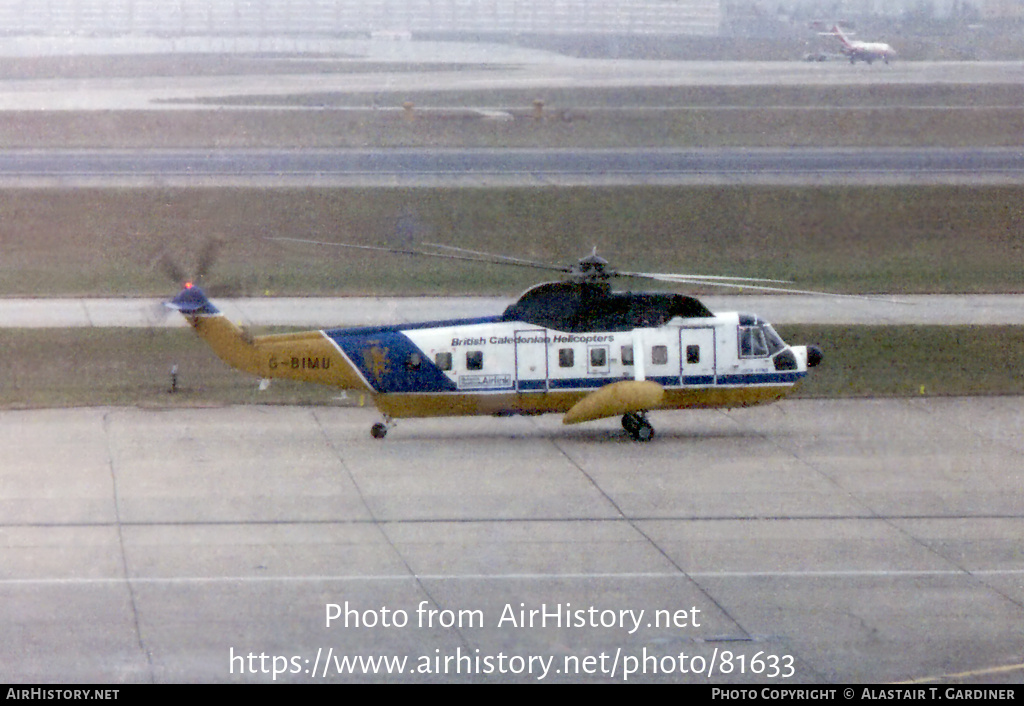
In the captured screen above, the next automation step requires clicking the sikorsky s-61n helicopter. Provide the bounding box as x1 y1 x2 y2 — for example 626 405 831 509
165 241 824 442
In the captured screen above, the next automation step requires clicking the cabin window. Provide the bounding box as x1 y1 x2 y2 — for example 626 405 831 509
590 347 607 367
435 352 452 371
739 327 770 358
558 348 575 368
405 352 422 371
651 345 668 366
686 345 700 364
621 345 634 366
466 350 483 370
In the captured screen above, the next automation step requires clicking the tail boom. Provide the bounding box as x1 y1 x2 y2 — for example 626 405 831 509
169 287 370 391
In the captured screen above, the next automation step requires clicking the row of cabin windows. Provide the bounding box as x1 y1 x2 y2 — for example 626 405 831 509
430 344 701 372
562 345 694 368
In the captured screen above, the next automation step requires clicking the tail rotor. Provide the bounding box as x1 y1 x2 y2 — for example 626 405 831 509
152 236 225 291
150 236 231 322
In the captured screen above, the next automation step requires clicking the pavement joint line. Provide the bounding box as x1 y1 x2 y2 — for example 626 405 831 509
6 568 1024 586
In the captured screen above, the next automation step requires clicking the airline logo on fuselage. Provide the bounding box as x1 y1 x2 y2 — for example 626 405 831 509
458 374 513 390
450 333 615 346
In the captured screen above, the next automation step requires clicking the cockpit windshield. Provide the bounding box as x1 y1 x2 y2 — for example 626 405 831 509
763 324 786 354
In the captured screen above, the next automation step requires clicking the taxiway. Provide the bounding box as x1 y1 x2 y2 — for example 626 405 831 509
2 294 1023 328
2 398 1022 683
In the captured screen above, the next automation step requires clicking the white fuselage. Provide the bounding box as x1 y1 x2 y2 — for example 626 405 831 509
324 311 812 418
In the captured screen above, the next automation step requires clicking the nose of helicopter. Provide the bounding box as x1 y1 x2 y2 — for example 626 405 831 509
806 345 824 368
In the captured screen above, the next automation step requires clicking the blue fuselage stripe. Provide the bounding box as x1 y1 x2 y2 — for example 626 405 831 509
717 372 806 385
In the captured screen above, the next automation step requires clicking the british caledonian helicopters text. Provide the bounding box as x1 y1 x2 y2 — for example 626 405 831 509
165 241 824 442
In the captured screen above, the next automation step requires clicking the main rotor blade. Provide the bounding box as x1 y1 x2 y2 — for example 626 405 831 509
653 275 900 301
266 237 570 273
616 270 794 285
265 237 896 300
420 242 568 273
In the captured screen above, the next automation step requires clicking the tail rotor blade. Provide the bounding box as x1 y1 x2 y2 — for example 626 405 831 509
195 236 224 284
153 252 187 286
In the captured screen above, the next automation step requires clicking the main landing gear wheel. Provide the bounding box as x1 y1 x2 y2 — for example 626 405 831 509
621 412 655 442
370 422 388 439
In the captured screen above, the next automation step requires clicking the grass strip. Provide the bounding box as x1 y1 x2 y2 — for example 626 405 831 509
778 324 1024 398
1 184 1021 297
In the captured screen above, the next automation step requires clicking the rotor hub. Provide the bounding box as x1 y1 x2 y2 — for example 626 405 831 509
571 249 611 282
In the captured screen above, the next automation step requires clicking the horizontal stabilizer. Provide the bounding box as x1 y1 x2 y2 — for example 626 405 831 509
165 286 220 316
563 380 665 425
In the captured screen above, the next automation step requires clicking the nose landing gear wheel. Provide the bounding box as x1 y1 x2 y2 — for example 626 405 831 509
370 422 388 439
633 422 655 442
621 412 655 442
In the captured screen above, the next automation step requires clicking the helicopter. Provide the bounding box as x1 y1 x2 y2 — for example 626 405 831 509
165 241 824 442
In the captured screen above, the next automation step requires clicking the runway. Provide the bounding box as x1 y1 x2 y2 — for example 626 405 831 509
2 147 1024 187
2 398 1022 683
0 42 1021 113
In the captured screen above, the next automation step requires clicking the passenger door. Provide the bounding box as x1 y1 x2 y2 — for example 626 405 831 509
680 327 716 385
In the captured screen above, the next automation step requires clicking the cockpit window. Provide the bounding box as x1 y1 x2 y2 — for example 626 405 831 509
739 324 787 358
738 326 770 358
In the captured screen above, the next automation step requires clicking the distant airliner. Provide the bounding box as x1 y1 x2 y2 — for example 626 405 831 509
826 24 897 64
